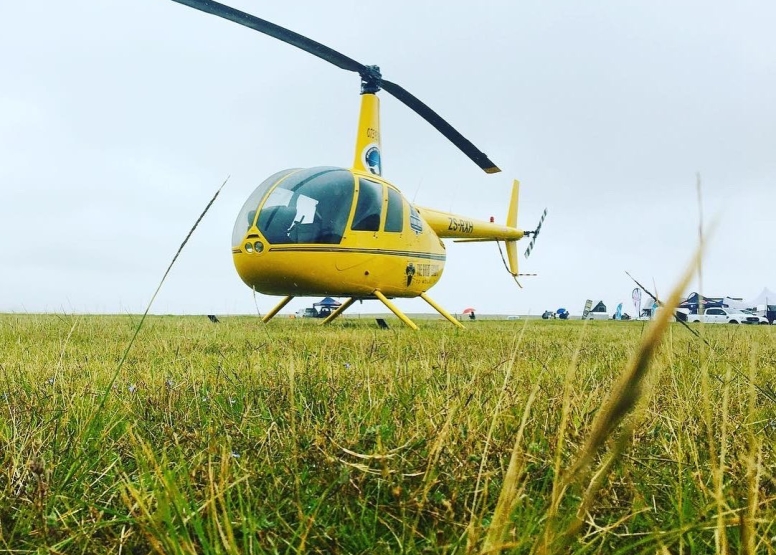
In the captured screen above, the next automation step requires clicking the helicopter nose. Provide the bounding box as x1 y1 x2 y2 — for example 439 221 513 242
233 238 268 284
232 242 300 295
235 238 265 255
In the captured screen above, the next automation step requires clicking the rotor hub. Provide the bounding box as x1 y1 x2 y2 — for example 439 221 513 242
360 65 382 94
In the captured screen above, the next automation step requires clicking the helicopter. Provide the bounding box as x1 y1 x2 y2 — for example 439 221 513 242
171 0 547 329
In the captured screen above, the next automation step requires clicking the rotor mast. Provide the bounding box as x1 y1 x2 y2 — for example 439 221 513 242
352 66 383 176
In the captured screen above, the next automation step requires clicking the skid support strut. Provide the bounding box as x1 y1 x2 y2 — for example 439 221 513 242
262 295 294 323
321 298 357 324
373 291 418 330
420 292 465 329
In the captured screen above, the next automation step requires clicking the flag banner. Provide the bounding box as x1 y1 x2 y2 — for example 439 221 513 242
632 288 642 315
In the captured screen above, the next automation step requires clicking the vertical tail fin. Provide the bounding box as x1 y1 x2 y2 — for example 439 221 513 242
505 179 519 276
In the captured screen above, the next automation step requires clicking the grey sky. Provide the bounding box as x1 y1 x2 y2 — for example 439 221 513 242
2 0 774 316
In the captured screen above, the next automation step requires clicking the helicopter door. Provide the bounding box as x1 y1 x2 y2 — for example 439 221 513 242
351 178 383 232
336 178 384 271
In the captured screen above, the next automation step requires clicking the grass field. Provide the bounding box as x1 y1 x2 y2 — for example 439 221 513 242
1 314 774 553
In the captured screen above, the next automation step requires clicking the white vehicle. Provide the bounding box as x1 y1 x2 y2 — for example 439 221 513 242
587 310 609 321
687 307 764 325
583 299 609 320
741 309 770 325
295 307 319 318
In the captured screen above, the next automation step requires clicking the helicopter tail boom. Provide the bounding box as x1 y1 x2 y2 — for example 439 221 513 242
418 180 523 245
415 205 523 241
436 180 522 276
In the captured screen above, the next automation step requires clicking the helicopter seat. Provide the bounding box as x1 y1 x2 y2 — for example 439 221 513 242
258 205 297 243
289 220 321 243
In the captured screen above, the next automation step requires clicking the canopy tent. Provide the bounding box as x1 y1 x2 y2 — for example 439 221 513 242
680 292 752 313
314 297 342 308
680 292 723 311
721 297 753 310
747 287 776 307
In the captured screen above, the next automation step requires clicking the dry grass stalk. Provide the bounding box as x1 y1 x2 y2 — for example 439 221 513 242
538 247 701 554
466 324 529 551
742 348 761 555
548 324 588 520
481 382 539 554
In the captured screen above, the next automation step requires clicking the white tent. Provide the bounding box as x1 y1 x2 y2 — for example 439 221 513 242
721 297 754 310
747 287 776 308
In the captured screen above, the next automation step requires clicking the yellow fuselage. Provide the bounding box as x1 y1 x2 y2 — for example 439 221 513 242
233 171 447 298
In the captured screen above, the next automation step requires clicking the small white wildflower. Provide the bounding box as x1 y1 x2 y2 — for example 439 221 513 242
46 377 55 385
128 384 137 394
165 378 175 389
231 451 240 459
343 362 352 370
228 397 236 406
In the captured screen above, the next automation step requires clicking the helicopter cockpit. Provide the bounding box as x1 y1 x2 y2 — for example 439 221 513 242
232 167 357 246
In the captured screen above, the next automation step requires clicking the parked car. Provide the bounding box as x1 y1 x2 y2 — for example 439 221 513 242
767 305 776 324
295 307 319 318
586 308 609 321
740 309 770 324
687 307 763 324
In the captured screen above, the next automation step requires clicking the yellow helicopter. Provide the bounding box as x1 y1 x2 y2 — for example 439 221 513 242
172 0 547 329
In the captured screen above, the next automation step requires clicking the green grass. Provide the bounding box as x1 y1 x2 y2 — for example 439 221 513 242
0 314 774 553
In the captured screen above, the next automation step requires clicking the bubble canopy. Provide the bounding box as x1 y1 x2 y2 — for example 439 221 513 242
232 167 357 246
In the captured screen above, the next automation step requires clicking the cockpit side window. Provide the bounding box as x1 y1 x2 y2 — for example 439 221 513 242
352 178 384 232
256 168 355 244
384 187 403 232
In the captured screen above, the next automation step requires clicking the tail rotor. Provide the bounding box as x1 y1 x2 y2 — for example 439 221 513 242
524 208 548 259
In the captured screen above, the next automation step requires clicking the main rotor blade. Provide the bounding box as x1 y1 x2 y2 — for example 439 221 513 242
169 0 366 74
169 0 501 174
381 80 500 174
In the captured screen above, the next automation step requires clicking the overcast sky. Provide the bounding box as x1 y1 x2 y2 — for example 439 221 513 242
2 0 775 317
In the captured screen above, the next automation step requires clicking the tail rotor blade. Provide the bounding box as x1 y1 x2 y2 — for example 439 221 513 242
524 208 548 258
524 239 535 259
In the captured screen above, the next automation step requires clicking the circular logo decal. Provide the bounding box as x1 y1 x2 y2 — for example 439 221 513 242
362 143 381 175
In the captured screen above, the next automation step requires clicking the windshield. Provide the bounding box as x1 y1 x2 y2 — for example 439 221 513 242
232 169 299 246
257 167 355 244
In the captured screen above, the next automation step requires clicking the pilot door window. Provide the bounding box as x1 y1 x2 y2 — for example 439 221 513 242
352 178 384 232
384 187 404 232
256 168 354 244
